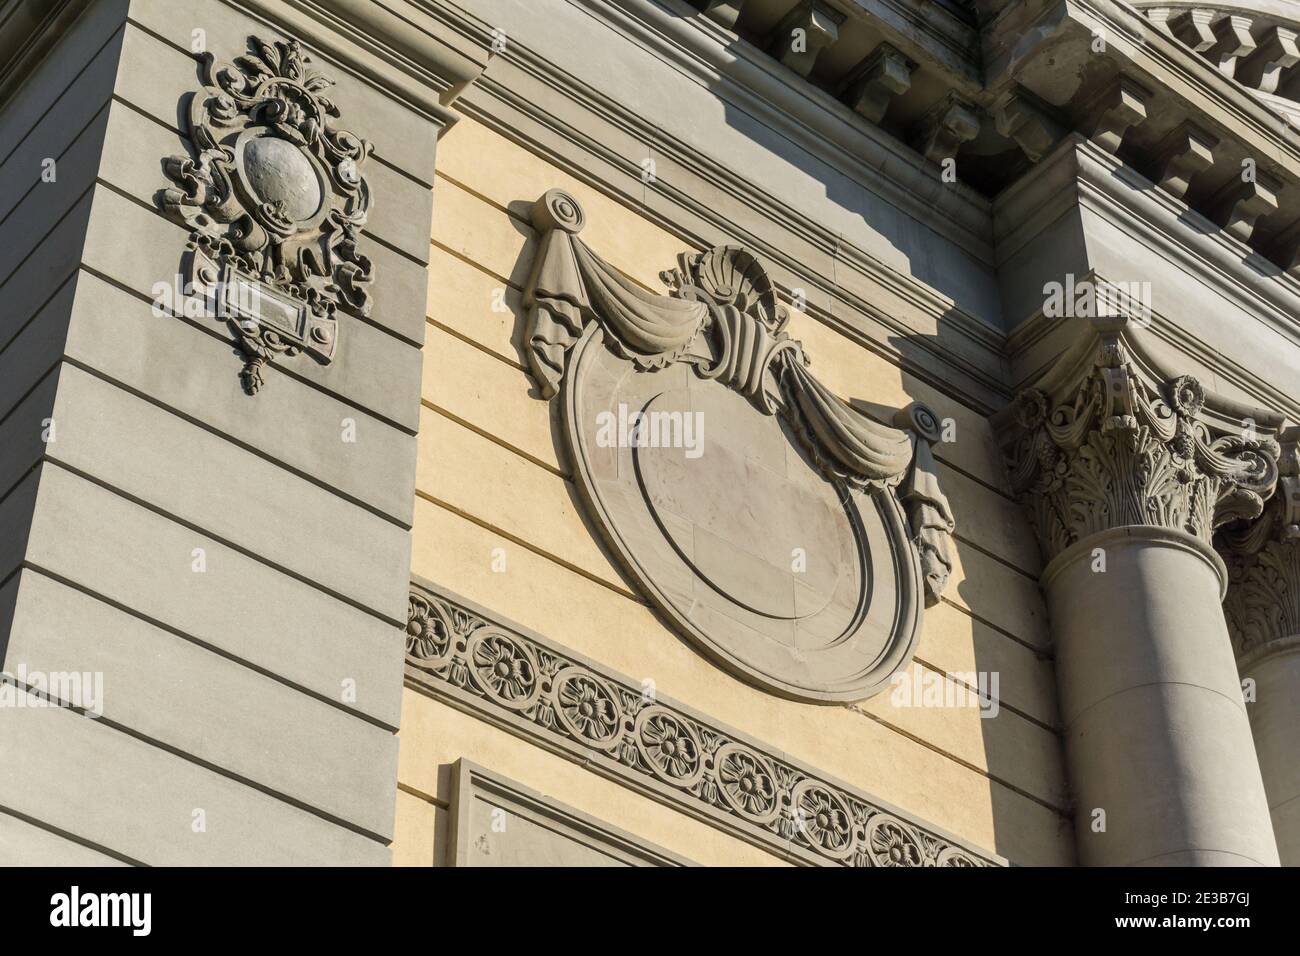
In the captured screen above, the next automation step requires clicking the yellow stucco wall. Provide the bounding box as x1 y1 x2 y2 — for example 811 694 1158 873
396 115 1074 866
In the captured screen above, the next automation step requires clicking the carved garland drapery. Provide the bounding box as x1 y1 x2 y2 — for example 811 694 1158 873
405 584 995 867
521 188 955 605
996 320 1280 563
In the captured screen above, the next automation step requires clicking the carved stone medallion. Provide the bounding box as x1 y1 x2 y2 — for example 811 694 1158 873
522 190 955 703
159 35 375 393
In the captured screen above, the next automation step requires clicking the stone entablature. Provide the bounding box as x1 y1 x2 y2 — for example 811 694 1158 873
1138 2 1300 106
993 315 1282 562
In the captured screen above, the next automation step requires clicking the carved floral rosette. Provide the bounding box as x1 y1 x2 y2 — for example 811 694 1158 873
159 35 374 393
994 318 1281 563
519 188 955 704
405 584 994 867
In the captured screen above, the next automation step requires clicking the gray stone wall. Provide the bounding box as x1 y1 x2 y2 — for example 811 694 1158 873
0 0 449 864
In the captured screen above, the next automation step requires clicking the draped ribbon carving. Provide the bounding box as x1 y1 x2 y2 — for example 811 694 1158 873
522 189 955 604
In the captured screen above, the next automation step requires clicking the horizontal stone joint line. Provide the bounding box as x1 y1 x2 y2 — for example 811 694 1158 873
82 260 420 437
18 562 402 733
938 596 1049 656
120 15 434 182
414 490 639 601
0 670 392 845
0 177 95 293
425 317 529 374
913 655 1060 734
40 457 406 628
848 706 1070 816
61 351 416 531
1065 679 1251 731
0 97 111 236
0 20 124 170
396 781 446 809
0 805 144 868
423 401 569 480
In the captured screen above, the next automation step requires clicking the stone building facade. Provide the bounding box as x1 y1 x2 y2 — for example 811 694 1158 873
0 0 1297 867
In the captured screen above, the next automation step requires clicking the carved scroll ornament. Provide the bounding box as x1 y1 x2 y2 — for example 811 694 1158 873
1219 434 1300 663
521 189 954 703
994 317 1281 563
159 35 374 393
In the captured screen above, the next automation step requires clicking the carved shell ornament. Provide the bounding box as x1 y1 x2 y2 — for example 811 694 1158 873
522 189 955 703
158 35 374 393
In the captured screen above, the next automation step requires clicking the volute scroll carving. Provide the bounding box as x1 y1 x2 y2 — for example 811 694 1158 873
1219 432 1300 662
522 189 955 703
993 316 1282 564
158 34 375 393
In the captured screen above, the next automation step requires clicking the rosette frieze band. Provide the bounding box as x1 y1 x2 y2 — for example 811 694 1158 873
405 582 996 867
993 317 1282 564
520 189 954 703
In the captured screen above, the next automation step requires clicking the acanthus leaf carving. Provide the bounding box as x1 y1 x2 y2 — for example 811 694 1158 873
994 319 1281 564
158 34 375 393
1219 432 1300 662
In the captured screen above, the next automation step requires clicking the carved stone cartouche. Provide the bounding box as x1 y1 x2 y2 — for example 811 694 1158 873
159 35 374 393
521 189 954 703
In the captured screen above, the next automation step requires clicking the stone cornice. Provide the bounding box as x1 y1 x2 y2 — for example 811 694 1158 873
422 0 1014 416
404 577 1002 867
570 0 994 255
992 314 1283 562
0 0 91 111
999 136 1300 423
233 0 487 126
986 0 1300 266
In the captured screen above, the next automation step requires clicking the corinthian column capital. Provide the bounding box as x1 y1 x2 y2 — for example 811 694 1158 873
992 318 1282 564
1220 434 1300 663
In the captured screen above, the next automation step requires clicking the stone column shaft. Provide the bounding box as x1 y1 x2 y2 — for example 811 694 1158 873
996 317 1283 866
1047 527 1277 865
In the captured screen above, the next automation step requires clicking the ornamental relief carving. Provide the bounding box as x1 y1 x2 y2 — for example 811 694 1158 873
520 189 955 704
1219 438 1300 662
158 35 375 393
405 583 994 867
994 318 1281 563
